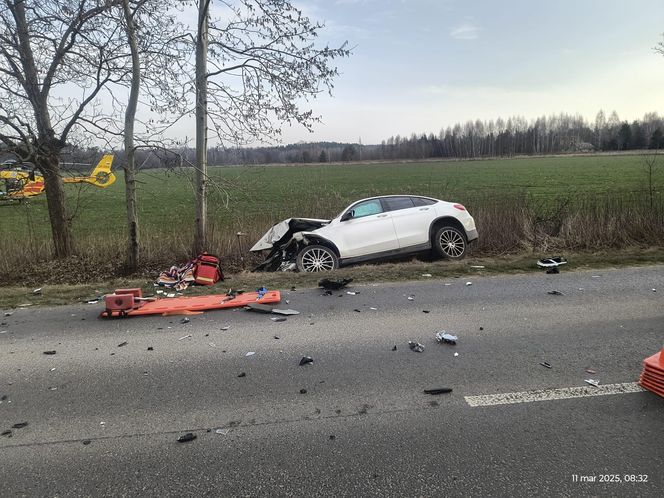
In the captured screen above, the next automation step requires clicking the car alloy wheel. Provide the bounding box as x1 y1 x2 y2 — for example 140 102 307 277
436 227 466 259
297 245 339 272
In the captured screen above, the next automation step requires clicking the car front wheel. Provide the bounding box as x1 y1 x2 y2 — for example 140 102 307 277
296 245 339 272
433 226 467 259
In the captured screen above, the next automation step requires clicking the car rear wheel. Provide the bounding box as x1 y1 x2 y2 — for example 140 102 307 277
296 245 339 272
433 226 467 259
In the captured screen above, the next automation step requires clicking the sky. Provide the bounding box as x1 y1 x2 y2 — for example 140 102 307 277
275 0 664 145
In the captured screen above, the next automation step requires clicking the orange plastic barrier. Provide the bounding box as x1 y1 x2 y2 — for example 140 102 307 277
639 348 664 398
100 288 280 318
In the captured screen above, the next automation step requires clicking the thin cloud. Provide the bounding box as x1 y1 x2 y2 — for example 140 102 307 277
449 22 481 40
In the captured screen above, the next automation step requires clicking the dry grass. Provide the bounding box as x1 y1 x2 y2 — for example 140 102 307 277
1 191 663 287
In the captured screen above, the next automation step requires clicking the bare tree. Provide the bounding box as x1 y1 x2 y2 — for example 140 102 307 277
0 0 130 257
190 0 351 253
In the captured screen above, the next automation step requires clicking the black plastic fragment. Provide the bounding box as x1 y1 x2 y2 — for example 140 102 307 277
43 350 56 355
539 362 552 369
423 388 453 395
147 347 154 351
1 430 12 437
237 372 246 378
318 278 353 290
12 422 28 429
300 389 308 394
118 341 128 347
177 433 197 443
82 440 91 445
391 345 397 351
299 356 314 366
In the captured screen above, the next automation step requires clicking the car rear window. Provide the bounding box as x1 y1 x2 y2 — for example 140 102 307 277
383 196 415 212
412 197 436 206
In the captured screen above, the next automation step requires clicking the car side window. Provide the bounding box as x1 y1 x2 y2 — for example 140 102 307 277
412 197 436 207
383 196 415 212
349 199 383 218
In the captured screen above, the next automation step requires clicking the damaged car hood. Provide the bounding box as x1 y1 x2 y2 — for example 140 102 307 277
250 218 330 252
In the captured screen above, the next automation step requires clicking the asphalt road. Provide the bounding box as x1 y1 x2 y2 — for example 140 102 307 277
1 266 663 497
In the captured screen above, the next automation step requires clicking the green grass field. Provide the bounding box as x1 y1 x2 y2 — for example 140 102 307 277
1 152 662 283
1 153 658 238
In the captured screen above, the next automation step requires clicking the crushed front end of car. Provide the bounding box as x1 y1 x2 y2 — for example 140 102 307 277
250 218 330 271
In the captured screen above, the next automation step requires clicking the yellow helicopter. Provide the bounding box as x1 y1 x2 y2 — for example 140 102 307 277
0 154 116 201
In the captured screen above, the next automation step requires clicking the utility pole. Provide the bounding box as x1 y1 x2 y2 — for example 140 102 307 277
194 0 209 255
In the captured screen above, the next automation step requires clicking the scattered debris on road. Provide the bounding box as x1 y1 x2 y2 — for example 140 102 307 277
33 287 42 294
12 422 28 429
118 341 128 347
82 440 91 445
539 362 552 369
421 273 432 277
407 295 415 301
346 291 359 296
245 352 256 356
392 345 397 351
547 290 564 296
270 317 287 322
300 388 308 394
147 346 154 351
177 433 197 443
237 372 246 378
220 326 230 331
454 352 459 357
435 331 458 345
180 317 190 324
537 257 567 271
215 428 231 435
272 308 300 316
423 388 453 395
465 282 472 286
585 368 597 374
584 379 600 387
408 341 425 353
422 310 430 314
319 278 353 290
178 334 192 341
245 303 274 314
2 430 13 437
470 265 485 269
43 350 56 355
299 356 314 366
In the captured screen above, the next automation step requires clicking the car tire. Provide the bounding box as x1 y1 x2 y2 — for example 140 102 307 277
433 226 467 260
296 245 339 272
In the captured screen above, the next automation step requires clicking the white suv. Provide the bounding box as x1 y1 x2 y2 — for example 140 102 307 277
251 195 478 272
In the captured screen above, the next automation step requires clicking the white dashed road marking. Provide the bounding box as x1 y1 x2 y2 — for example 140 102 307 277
465 382 646 407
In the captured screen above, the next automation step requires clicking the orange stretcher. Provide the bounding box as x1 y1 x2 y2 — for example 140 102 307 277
639 347 664 398
100 288 281 318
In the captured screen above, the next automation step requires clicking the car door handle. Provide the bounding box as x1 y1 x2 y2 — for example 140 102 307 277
377 214 388 218
419 207 430 211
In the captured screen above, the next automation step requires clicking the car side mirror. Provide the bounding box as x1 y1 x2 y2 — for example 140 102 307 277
341 210 353 222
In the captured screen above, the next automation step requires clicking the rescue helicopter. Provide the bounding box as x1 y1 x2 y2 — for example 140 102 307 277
0 154 116 202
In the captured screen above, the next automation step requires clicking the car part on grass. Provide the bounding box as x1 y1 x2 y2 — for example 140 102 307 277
299 356 314 366
423 388 453 395
177 433 197 443
584 379 600 387
537 257 567 269
100 288 280 318
408 341 425 353
540 362 552 369
435 332 458 345
318 278 353 294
